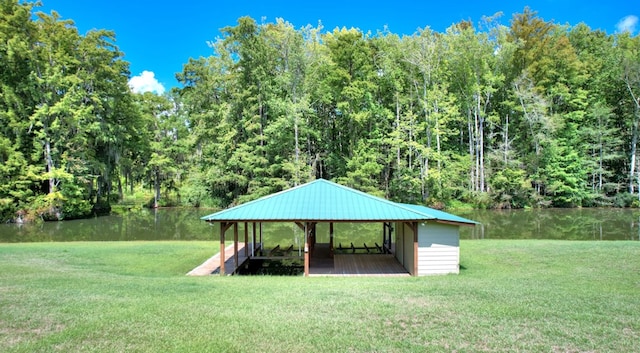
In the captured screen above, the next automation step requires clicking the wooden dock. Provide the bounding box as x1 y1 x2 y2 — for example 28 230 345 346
188 242 409 277
186 243 250 276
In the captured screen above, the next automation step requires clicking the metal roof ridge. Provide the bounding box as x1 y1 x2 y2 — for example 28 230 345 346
201 178 475 223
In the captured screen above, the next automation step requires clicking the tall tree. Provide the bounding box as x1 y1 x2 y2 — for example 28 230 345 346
618 33 640 196
135 92 181 208
0 4 138 221
445 18 505 196
0 0 40 219
261 19 312 188
222 17 281 200
569 24 625 201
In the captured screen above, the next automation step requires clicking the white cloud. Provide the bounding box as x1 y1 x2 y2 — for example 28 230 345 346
616 15 638 34
128 71 166 95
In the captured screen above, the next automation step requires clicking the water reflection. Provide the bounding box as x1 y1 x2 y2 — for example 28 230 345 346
0 208 215 243
1 208 639 243
457 208 640 241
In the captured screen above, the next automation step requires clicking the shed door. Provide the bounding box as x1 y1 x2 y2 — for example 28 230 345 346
402 223 414 272
394 222 404 265
394 222 414 274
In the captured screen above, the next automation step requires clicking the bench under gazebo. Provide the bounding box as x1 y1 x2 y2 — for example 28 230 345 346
200 179 476 276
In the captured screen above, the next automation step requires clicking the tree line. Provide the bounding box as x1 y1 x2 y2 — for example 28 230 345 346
1 0 640 222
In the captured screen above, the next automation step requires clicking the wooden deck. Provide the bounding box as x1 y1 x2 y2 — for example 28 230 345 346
188 242 409 277
309 243 409 277
308 254 409 277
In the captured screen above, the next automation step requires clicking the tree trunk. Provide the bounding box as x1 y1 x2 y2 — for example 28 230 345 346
294 115 299 185
474 106 480 192
598 133 603 191
408 113 413 170
637 159 640 202
434 99 441 174
118 175 123 201
468 108 475 192
423 156 429 201
479 118 485 192
396 94 401 169
625 73 640 195
293 98 300 186
44 138 56 194
154 169 160 208
504 114 509 165
630 115 638 194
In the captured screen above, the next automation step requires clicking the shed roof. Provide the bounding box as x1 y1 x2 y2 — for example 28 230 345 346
201 179 476 225
397 203 478 225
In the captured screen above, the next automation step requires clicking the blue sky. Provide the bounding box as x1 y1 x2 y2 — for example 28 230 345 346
37 1 638 94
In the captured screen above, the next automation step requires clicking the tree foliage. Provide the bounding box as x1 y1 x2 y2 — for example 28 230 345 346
2 3 640 222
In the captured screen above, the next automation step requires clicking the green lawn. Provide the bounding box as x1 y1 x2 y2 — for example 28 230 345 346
1 240 638 352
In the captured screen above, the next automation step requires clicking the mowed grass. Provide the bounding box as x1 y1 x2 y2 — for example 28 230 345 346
0 240 638 353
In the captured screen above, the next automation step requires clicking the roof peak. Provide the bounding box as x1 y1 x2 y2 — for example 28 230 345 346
201 178 476 224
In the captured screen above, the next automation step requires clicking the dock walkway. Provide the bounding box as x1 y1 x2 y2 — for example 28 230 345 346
186 243 249 276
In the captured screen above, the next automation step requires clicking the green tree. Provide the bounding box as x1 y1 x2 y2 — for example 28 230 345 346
568 24 625 202
222 17 281 201
489 167 531 208
618 33 640 196
134 92 186 208
261 19 313 188
0 3 138 221
0 0 40 219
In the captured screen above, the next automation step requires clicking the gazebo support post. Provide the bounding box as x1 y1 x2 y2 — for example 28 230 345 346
383 222 393 253
233 222 239 273
310 222 316 255
304 222 309 276
329 222 334 258
259 223 263 253
219 222 226 276
244 222 249 257
252 222 256 256
382 223 386 253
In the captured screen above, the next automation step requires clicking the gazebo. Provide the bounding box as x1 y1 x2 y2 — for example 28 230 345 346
201 179 476 276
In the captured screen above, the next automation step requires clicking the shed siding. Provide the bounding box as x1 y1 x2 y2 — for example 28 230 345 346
417 222 460 275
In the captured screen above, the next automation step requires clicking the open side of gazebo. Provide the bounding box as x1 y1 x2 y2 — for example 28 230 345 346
200 179 476 277
212 220 411 276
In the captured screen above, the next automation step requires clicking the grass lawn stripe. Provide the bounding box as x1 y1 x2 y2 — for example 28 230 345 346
0 240 638 352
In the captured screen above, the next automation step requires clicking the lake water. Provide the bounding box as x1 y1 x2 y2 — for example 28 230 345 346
457 208 640 241
1 207 639 243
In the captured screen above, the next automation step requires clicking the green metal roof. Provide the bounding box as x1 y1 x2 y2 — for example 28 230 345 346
201 179 476 225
